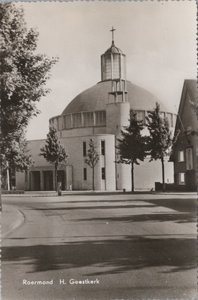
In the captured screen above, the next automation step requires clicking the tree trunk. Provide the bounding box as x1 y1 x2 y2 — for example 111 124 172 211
92 166 95 191
131 162 134 192
0 166 2 206
161 157 165 192
55 162 58 191
6 161 10 191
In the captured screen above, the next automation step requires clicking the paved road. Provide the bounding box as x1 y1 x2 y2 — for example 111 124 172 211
2 193 197 300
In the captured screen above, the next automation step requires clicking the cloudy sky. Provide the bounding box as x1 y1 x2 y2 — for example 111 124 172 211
19 1 196 140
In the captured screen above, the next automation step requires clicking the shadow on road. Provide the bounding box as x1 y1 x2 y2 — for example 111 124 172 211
145 198 197 213
33 204 155 211
31 198 197 216
2 236 196 275
31 200 196 224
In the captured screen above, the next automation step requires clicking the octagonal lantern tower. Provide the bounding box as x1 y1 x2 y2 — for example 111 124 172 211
101 27 126 82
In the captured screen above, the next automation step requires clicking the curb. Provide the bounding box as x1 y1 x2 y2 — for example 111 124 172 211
2 191 197 198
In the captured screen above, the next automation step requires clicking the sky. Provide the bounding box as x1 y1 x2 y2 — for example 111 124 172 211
18 1 196 140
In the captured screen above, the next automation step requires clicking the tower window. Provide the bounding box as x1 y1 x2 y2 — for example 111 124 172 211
112 54 119 78
101 167 106 180
104 56 112 80
83 142 86 157
101 140 105 155
83 168 87 181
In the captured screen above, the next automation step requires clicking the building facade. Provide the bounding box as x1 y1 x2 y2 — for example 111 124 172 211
16 35 176 191
170 80 197 191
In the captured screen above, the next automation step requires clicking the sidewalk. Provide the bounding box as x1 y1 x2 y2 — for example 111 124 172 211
1 204 25 238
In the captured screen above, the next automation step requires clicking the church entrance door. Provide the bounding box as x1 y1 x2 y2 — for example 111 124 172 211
43 171 53 191
31 171 41 191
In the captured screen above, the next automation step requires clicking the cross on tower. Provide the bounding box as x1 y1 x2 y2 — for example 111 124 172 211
110 26 116 43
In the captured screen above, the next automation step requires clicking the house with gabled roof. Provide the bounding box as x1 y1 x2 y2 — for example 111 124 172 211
170 80 197 191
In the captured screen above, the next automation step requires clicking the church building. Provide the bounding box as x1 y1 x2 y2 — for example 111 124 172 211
16 29 176 191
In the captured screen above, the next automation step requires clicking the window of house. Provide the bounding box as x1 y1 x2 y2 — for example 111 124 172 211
178 150 184 162
83 168 87 181
101 140 105 155
186 148 193 170
178 173 185 185
101 167 106 180
83 141 86 157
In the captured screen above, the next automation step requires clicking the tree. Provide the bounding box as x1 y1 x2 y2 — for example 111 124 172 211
40 127 67 191
0 3 57 188
85 139 99 191
146 102 172 192
1 133 32 190
117 111 147 192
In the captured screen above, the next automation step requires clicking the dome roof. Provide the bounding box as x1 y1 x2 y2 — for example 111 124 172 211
103 42 123 55
62 80 168 115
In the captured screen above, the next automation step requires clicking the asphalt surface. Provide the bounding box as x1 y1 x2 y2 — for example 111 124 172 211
2 205 25 238
1 193 197 300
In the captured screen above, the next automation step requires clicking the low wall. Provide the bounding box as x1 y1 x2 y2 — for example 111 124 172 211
155 182 196 192
1 190 24 194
